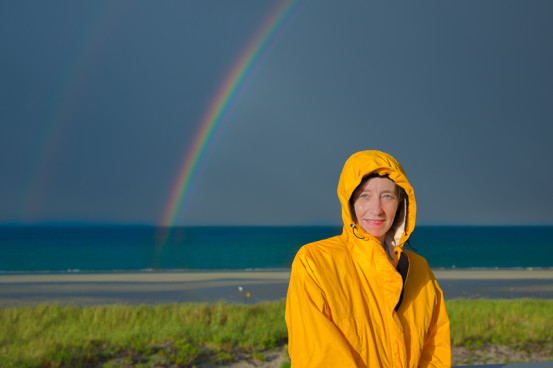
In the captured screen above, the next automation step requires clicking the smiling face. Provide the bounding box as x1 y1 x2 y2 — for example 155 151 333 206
351 176 400 244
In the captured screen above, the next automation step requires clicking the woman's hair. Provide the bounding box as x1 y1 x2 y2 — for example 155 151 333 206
349 173 406 226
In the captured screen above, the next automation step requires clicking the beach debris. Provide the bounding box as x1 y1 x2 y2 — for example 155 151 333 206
238 286 251 303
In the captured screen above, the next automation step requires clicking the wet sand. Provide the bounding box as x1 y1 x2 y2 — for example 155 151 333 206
1 269 552 306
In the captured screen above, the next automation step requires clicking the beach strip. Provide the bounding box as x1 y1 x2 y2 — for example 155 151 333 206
0 271 291 284
1 269 553 306
1 268 553 284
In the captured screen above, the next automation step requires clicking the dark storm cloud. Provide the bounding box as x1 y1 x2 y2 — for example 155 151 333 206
1 0 552 225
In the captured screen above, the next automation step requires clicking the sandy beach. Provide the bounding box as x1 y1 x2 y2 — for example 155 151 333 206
1 269 553 306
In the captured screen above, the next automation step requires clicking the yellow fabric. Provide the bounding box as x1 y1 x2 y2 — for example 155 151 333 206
285 150 451 368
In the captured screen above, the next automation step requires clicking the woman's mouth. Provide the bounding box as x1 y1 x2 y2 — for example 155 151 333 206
364 219 385 226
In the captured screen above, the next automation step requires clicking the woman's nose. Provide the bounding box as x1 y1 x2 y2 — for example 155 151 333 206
368 198 383 215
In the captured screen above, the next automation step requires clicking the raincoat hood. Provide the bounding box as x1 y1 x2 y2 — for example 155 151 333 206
338 150 417 247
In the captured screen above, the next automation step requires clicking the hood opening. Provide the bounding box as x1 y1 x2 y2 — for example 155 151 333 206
348 173 409 247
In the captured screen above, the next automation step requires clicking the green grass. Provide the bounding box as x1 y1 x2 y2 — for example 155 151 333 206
447 299 553 349
0 301 288 367
1 299 552 367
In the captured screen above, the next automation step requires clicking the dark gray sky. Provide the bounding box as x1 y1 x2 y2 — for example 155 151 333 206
1 0 552 226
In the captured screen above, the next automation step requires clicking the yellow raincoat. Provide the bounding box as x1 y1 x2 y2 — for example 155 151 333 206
285 150 450 368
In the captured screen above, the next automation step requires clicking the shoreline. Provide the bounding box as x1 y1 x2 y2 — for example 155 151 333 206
1 269 553 306
2 268 553 282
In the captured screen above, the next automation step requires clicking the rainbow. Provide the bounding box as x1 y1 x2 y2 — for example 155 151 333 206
160 0 300 227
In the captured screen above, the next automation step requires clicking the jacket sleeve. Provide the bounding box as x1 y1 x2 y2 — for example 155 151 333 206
285 251 360 368
418 279 451 368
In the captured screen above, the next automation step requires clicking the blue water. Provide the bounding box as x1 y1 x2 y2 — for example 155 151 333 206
0 226 551 272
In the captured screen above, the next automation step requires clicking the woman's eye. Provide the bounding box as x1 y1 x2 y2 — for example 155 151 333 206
360 194 369 199
382 194 394 200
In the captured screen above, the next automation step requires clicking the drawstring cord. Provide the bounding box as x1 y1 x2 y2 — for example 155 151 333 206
405 239 417 251
350 224 365 240
352 223 417 251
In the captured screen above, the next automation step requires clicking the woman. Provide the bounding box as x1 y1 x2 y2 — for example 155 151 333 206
285 150 450 367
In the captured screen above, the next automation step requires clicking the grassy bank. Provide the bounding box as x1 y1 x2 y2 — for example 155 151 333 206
1 299 552 367
448 299 553 349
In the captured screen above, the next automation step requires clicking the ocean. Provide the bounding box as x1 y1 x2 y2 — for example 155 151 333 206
0 226 551 273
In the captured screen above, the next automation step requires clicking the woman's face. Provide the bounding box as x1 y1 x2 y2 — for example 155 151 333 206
352 177 400 244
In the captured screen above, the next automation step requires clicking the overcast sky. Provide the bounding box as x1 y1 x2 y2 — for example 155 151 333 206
1 0 552 226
